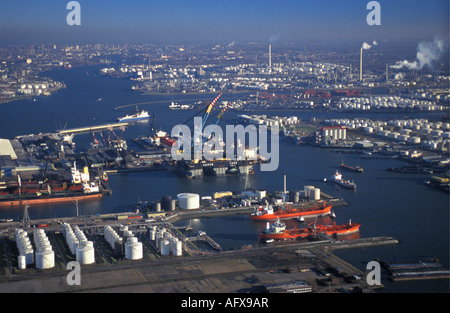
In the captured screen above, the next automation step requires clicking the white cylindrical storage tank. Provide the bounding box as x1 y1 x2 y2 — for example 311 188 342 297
76 246 95 265
397 135 409 141
173 240 183 256
35 250 55 269
160 240 170 256
155 233 162 248
407 136 421 144
149 229 156 241
388 132 399 139
18 255 26 269
21 248 34 265
177 193 200 210
400 129 412 135
71 240 79 255
431 130 443 137
313 188 321 201
125 241 143 260
303 186 314 198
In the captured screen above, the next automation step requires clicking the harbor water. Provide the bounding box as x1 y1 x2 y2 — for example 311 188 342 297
0 65 448 292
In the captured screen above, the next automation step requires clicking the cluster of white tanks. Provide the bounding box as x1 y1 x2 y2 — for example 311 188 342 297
333 96 443 111
120 225 143 260
14 229 34 269
148 226 183 257
303 185 321 201
63 223 95 265
104 225 143 260
324 118 450 151
33 228 55 270
104 225 123 250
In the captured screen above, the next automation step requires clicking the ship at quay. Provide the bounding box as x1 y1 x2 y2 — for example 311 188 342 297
259 218 361 240
250 201 332 221
0 162 106 207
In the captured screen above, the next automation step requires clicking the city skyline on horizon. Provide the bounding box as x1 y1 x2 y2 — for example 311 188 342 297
0 0 448 45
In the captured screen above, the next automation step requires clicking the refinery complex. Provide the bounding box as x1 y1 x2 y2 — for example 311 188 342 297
0 1 449 295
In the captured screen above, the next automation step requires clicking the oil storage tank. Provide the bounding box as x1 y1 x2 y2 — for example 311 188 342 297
312 188 321 201
125 237 143 260
177 193 200 210
76 243 95 265
35 250 55 269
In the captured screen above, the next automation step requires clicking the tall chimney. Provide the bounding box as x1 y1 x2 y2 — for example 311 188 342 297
269 44 272 70
283 171 286 194
359 48 363 82
386 64 388 81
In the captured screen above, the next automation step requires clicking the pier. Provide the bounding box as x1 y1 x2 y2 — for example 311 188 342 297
57 122 130 135
378 256 450 281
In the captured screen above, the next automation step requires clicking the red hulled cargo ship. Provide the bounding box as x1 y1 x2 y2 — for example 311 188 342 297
250 201 332 221
314 221 361 236
259 219 360 240
0 162 104 207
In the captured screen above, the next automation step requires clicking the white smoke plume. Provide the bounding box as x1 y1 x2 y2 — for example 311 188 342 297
391 36 448 70
394 73 405 80
269 34 280 44
361 42 372 50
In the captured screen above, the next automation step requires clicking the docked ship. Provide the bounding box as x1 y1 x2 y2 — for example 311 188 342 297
117 109 150 122
340 161 363 173
259 219 310 240
259 219 360 240
314 221 361 236
250 201 332 221
0 163 104 207
332 171 356 189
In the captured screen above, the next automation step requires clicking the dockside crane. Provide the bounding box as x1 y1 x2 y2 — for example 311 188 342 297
201 93 222 129
214 101 230 125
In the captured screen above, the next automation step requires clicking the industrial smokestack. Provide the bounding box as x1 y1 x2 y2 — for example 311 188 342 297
269 44 272 70
359 48 363 82
283 171 286 194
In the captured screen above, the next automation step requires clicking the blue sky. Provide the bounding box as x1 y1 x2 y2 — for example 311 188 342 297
0 0 448 44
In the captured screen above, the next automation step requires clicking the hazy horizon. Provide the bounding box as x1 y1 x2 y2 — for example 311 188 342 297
0 0 448 45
